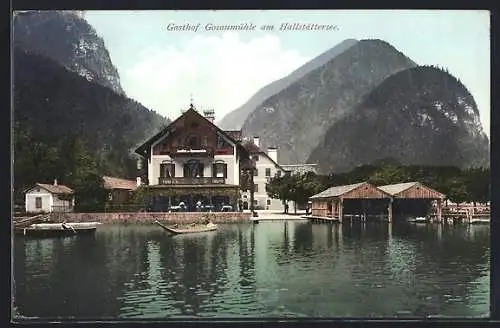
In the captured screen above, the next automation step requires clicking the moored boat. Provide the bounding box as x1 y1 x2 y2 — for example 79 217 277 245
154 220 217 235
14 222 98 238
29 222 101 229
469 218 490 224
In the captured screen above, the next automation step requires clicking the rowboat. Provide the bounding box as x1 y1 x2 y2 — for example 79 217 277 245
14 222 101 237
154 220 217 235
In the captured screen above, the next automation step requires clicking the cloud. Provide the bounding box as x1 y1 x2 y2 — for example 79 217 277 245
123 32 310 121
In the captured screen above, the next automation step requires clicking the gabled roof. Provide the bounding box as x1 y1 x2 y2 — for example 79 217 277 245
241 140 283 170
310 182 366 199
378 181 446 199
103 176 137 191
134 105 245 157
29 183 74 194
377 182 419 196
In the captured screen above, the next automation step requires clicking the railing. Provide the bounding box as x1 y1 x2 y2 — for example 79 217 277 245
158 177 226 185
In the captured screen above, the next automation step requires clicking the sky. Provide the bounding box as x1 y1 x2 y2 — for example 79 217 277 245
84 10 490 136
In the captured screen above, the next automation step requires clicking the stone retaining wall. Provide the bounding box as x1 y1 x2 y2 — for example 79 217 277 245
49 212 252 224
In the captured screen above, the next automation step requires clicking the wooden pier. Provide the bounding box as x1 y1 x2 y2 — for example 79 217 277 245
13 214 51 228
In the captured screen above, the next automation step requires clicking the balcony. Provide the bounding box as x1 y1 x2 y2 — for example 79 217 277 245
169 146 214 158
158 177 226 185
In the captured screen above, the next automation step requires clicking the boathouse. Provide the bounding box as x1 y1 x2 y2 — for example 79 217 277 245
309 182 393 222
377 182 446 221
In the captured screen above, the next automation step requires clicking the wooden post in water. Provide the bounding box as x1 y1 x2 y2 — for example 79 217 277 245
338 198 343 223
436 199 443 224
387 198 393 223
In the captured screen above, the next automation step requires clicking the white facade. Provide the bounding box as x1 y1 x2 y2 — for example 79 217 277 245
25 185 75 213
147 134 240 186
241 147 284 211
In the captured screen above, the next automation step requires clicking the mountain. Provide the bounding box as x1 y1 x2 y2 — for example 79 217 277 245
217 39 359 130
13 47 168 197
13 10 125 95
241 39 418 165
308 65 490 173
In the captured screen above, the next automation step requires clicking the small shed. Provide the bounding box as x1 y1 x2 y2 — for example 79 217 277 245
25 180 74 213
103 176 138 204
310 182 393 222
378 182 446 220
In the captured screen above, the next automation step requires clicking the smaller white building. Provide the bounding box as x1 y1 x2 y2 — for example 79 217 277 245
241 136 285 211
25 180 75 213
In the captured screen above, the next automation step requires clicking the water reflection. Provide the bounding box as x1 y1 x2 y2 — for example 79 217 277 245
14 222 490 319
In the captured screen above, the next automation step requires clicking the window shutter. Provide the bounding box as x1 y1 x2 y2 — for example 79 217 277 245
170 164 176 177
183 164 188 177
199 163 205 177
212 164 216 177
224 164 228 178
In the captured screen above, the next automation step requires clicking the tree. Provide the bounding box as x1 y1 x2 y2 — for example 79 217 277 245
288 172 325 214
73 173 108 212
463 167 490 204
266 173 295 213
368 165 408 185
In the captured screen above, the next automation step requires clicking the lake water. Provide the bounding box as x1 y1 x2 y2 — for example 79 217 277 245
13 221 490 320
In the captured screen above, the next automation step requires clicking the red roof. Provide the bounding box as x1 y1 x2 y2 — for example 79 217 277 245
35 183 74 194
103 176 138 190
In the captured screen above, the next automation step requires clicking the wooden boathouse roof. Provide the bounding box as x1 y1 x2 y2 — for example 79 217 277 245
310 182 392 200
377 182 446 199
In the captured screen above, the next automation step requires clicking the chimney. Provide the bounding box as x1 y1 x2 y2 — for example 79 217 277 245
203 109 215 123
136 177 142 187
53 179 58 186
253 136 260 147
267 147 278 163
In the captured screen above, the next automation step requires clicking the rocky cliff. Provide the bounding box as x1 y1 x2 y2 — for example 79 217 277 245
13 10 125 95
241 39 417 165
308 65 490 173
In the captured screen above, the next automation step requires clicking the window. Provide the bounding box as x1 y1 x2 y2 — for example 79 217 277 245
253 184 258 192
202 136 208 147
35 197 42 209
253 200 258 205
265 168 271 177
160 163 175 178
213 161 227 178
188 135 199 148
276 170 282 177
184 160 204 177
253 155 259 161
253 169 258 176
266 199 271 206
